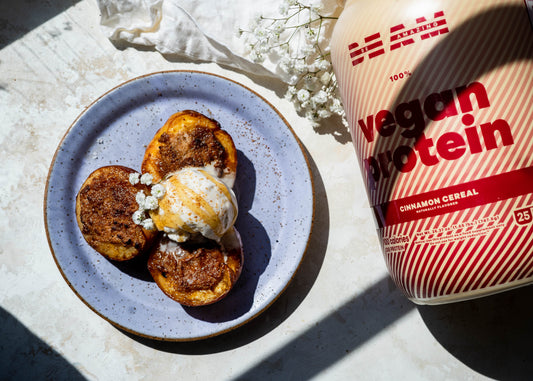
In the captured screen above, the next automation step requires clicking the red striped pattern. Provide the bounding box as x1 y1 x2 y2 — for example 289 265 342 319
332 0 533 303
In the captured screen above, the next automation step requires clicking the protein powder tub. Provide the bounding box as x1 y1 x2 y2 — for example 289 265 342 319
331 0 533 304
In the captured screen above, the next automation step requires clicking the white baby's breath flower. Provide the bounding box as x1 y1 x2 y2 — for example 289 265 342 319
135 190 146 206
128 172 140 185
312 90 328 105
143 195 159 210
304 75 320 92
294 61 307 74
253 26 268 41
140 173 153 185
239 0 347 128
300 43 315 56
132 210 144 225
330 98 344 114
304 27 318 42
297 89 310 103
288 75 300 86
317 108 332 118
278 2 289 16
285 85 299 101
273 21 285 35
141 218 155 230
255 40 271 54
151 183 166 199
317 59 331 71
249 50 264 63
320 71 331 85
279 57 293 74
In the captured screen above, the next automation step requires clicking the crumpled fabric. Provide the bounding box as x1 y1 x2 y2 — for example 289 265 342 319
96 0 343 81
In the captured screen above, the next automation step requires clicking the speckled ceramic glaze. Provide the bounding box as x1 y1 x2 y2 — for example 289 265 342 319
44 71 313 341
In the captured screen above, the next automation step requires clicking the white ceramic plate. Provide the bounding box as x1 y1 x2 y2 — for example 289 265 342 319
44 71 314 341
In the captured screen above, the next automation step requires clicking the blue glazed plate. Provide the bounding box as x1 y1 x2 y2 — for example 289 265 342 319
44 71 313 341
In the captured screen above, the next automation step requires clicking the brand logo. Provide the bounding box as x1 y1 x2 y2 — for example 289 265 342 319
348 11 449 67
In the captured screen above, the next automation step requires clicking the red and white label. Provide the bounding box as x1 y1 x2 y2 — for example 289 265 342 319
332 0 533 303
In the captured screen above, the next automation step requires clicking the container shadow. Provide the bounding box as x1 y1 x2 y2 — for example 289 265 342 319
418 283 533 381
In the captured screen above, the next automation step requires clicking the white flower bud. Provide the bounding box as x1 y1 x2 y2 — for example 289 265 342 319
132 210 144 225
317 59 331 71
279 3 289 15
143 195 159 210
288 75 300 85
135 191 146 206
320 71 331 85
329 98 344 114
141 218 155 230
312 90 328 105
140 173 153 185
249 50 265 63
297 89 310 103
128 172 140 185
151 183 166 199
294 61 307 74
317 108 332 118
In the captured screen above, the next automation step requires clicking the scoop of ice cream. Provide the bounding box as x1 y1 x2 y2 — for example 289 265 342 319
149 168 238 242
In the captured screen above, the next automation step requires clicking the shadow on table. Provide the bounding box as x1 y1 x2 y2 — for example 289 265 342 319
123 264 533 380
0 306 86 380
232 276 412 380
0 0 80 50
418 284 533 381
227 282 533 380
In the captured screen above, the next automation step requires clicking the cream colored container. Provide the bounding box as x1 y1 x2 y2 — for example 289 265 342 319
331 0 533 304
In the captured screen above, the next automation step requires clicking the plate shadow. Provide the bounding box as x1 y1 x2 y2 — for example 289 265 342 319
184 150 272 322
119 142 329 351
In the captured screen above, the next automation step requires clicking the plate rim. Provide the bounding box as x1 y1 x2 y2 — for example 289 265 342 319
43 70 315 341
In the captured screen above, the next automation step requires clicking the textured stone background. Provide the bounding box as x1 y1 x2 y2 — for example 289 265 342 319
1 1 532 380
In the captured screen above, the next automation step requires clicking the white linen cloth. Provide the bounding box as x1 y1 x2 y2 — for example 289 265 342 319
96 0 343 81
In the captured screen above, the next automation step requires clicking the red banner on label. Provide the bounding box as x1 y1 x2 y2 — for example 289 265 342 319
373 166 533 228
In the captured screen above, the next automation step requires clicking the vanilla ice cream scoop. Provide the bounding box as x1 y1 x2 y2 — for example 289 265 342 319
149 168 238 242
